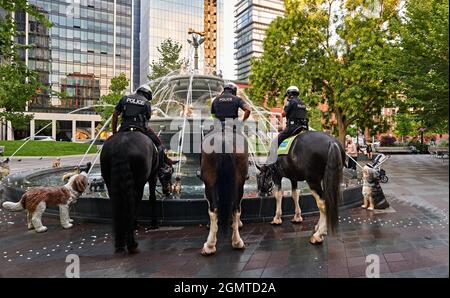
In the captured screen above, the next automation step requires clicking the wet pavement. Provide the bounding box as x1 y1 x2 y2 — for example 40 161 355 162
0 155 448 278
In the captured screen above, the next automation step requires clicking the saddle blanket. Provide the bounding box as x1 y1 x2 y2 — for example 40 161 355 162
277 134 300 155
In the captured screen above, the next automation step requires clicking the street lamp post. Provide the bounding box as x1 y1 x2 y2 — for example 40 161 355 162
187 29 205 71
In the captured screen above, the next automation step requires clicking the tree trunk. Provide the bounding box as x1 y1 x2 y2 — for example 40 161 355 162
335 108 347 145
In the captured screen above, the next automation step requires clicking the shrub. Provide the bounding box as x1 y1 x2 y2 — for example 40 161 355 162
407 141 429 154
380 135 397 147
439 139 449 147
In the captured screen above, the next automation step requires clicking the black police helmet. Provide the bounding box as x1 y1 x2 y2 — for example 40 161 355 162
224 82 238 96
136 84 153 101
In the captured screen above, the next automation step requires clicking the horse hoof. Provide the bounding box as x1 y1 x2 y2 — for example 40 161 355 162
35 226 48 233
201 244 216 256
115 248 127 256
309 234 324 245
270 218 282 225
127 247 140 255
62 223 73 230
69 218 74 223
291 216 303 224
367 207 374 211
232 241 246 250
361 205 368 209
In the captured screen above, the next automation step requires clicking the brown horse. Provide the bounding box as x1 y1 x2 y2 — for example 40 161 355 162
199 127 248 255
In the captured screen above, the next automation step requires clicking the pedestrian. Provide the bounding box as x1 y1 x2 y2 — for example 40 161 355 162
366 143 373 160
346 135 358 170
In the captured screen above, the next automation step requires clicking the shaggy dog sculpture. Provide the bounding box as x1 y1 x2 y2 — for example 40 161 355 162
1 173 89 233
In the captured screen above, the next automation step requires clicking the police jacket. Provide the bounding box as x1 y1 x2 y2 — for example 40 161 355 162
115 93 151 128
211 90 246 122
284 97 307 121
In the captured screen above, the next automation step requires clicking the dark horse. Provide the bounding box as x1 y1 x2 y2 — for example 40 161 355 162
257 131 345 244
100 131 176 253
199 127 248 255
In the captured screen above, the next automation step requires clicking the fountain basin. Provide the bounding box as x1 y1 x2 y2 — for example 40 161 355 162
0 166 363 225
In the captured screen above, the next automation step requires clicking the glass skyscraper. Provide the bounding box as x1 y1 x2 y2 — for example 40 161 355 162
234 0 284 81
140 0 224 85
0 1 134 141
132 0 141 91
26 0 133 112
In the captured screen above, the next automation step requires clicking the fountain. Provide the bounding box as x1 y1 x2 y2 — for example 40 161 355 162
0 32 363 225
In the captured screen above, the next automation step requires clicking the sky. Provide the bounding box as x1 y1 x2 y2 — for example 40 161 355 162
222 0 237 80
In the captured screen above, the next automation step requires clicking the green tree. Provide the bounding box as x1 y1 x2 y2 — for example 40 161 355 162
394 0 449 133
148 38 184 81
249 0 401 144
394 113 415 144
97 73 129 126
0 0 51 139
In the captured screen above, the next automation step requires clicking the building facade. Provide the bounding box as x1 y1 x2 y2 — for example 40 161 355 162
139 0 224 85
26 0 133 113
234 0 284 81
132 0 141 91
1 0 134 141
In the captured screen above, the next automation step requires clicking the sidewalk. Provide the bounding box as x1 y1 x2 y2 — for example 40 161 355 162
0 154 447 278
3 155 99 174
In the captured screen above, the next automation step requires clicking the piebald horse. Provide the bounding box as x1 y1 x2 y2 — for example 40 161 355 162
100 131 176 253
199 127 248 255
257 131 345 244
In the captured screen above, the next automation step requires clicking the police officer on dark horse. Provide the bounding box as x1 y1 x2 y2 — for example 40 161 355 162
112 84 169 179
257 86 345 245
101 84 176 254
277 86 309 146
199 82 252 255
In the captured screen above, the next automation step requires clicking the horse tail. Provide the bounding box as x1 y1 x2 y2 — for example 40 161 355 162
217 153 235 236
323 141 343 233
110 141 137 244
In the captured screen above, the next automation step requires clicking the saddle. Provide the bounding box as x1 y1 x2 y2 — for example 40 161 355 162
277 129 308 156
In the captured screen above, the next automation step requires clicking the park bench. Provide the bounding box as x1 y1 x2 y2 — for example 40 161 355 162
375 146 412 154
428 146 449 162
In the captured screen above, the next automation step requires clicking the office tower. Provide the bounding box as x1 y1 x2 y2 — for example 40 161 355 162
234 0 284 81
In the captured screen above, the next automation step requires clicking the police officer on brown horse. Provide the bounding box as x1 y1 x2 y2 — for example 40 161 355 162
277 86 309 146
199 82 252 256
112 84 168 178
211 82 251 127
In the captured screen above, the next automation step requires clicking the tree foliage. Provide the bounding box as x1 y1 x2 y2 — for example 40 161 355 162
0 0 52 139
148 38 184 81
97 73 129 125
249 0 403 143
394 0 449 133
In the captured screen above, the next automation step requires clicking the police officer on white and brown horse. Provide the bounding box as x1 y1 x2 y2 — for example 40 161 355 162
277 86 309 146
211 82 251 127
199 82 252 256
112 84 169 178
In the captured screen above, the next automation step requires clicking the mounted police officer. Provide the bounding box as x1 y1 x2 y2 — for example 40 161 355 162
112 84 167 177
277 86 309 146
211 82 251 128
